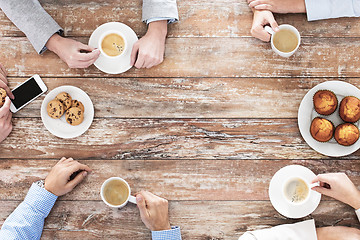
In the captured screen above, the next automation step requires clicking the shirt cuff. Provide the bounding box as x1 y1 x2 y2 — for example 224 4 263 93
304 0 331 21
152 226 182 240
39 29 64 55
355 208 360 222
23 183 58 217
146 17 177 25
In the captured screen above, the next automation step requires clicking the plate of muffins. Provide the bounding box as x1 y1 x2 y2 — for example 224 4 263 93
41 86 94 139
298 81 360 157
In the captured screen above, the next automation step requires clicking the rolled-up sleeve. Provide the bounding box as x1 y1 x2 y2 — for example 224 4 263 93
142 0 179 23
0 0 63 54
305 0 360 21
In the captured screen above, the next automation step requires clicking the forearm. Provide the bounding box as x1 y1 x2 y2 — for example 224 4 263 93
147 20 168 39
305 0 360 21
0 0 63 53
0 183 57 240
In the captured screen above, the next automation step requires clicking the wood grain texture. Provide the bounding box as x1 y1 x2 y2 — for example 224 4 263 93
1 0 360 239
2 37 360 78
0 200 358 240
0 159 360 201
10 78 360 119
1 0 360 38
1 118 353 160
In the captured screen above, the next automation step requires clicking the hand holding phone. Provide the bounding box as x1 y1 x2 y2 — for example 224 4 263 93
10 74 47 113
0 96 13 143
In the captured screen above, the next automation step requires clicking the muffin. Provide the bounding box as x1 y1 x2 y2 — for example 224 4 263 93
56 92 72 111
310 117 334 142
0 88 6 107
339 96 360 123
313 90 338 115
334 123 359 146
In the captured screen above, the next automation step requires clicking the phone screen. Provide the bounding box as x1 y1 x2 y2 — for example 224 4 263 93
11 77 43 109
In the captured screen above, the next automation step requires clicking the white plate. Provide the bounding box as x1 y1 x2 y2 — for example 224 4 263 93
269 165 321 219
298 81 360 157
89 22 138 74
41 86 94 139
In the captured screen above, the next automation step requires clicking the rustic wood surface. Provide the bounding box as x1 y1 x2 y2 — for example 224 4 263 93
1 0 360 239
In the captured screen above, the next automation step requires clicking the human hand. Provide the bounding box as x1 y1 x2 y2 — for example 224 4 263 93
44 157 92 196
136 191 171 231
46 34 100 69
0 97 12 143
0 63 14 99
130 20 168 69
251 10 279 42
248 0 306 13
312 173 360 209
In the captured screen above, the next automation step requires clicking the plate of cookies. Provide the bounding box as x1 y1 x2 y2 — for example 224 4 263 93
298 81 360 157
41 86 94 139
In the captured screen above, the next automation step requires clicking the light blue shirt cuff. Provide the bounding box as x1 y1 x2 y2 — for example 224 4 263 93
146 17 177 25
24 183 58 217
305 0 360 21
152 226 182 240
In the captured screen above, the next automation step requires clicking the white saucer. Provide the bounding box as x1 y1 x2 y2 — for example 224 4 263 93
89 22 138 74
298 81 360 157
41 86 94 139
269 165 321 219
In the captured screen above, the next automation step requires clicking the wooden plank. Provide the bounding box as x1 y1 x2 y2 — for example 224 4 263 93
0 118 336 160
7 77 335 118
2 37 360 78
1 159 360 201
0 200 358 239
1 0 360 38
9 78 360 119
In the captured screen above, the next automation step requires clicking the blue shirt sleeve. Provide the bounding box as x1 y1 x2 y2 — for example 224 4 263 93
152 226 182 240
0 183 57 240
305 0 360 21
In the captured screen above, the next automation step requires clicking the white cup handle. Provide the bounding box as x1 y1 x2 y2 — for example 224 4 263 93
264 26 275 35
128 195 137 204
309 182 319 189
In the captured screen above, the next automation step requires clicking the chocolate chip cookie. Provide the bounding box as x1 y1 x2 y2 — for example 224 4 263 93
56 92 72 110
71 99 85 112
0 88 6 107
65 107 84 126
47 99 65 119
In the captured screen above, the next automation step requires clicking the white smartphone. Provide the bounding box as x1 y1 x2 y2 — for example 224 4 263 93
10 74 47 113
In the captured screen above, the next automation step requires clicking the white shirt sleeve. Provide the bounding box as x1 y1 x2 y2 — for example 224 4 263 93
305 0 360 21
238 219 317 240
355 208 360 222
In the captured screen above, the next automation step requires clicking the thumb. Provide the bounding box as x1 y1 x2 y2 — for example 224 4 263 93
0 97 11 118
78 42 95 52
136 194 148 217
130 43 140 66
66 171 88 190
269 18 279 32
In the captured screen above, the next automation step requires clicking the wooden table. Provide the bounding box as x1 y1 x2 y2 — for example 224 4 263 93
1 0 360 239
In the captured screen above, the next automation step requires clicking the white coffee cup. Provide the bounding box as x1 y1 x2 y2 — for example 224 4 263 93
265 24 301 58
98 30 127 59
282 176 318 206
100 177 137 208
